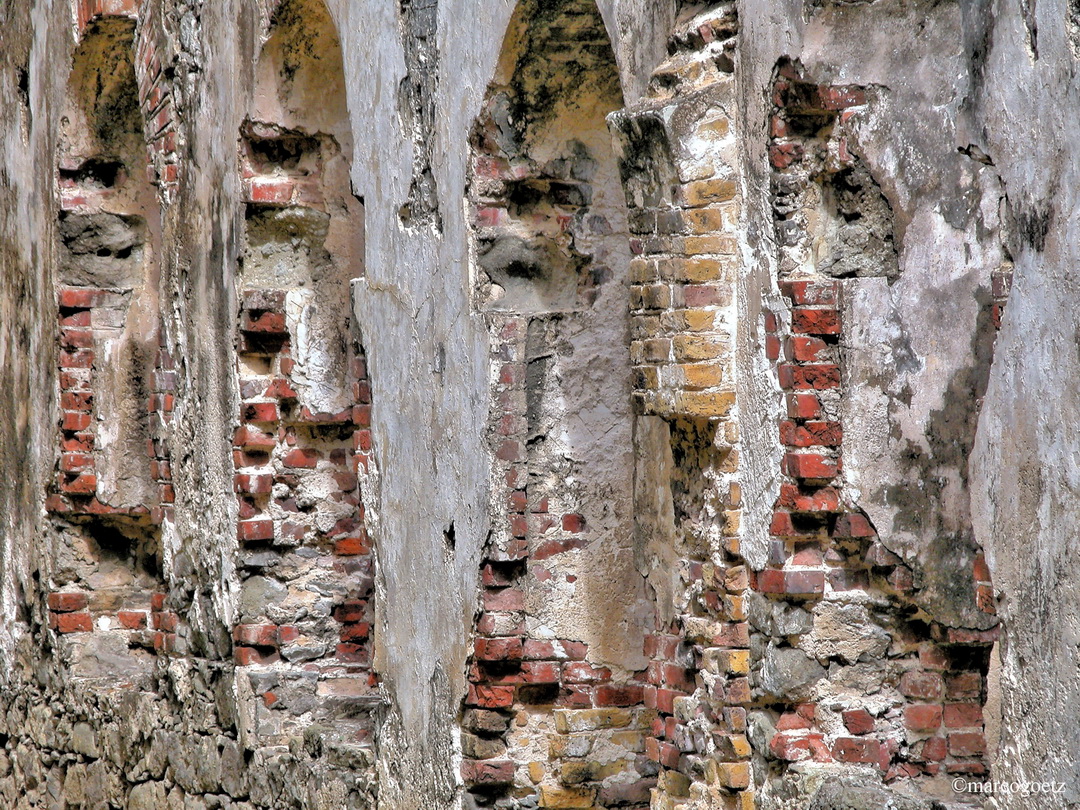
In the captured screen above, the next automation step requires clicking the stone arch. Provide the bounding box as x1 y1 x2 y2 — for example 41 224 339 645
230 0 377 751
463 0 651 805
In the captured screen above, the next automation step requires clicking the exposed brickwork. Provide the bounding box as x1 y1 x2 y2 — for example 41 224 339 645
759 58 999 790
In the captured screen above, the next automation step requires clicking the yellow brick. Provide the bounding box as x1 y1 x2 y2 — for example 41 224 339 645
553 708 632 733
528 762 546 784
698 116 730 137
538 785 596 808
684 208 725 233
633 365 660 391
673 335 724 362
723 510 741 534
724 593 746 620
683 235 737 255
728 482 742 507
721 650 749 675
712 762 750 789
683 309 718 332
658 769 691 797
674 391 735 417
609 730 645 752
739 789 756 810
681 362 724 390
682 178 738 207
630 258 656 283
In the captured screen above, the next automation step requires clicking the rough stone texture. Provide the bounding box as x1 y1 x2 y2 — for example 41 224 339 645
0 0 1074 808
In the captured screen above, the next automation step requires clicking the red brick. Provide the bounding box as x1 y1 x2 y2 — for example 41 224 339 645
791 308 840 335
769 142 803 169
789 336 829 362
461 759 514 786
340 622 370 642
900 671 945 701
519 661 561 683
779 364 841 390
248 177 294 205
770 733 810 761
237 519 274 542
904 704 942 731
60 452 93 473
55 612 93 633
781 280 839 306
62 411 93 432
240 402 279 423
483 588 524 612
973 554 991 582
48 592 88 612
919 736 947 761
114 610 145 629
780 421 842 447
151 593 167 611
234 473 273 494
241 310 287 334
335 643 369 663
58 288 102 308
842 709 874 735
787 393 821 419
233 623 279 647
832 736 882 765
60 328 94 349
947 732 985 757
778 484 841 512
60 472 97 494
467 684 515 708
776 712 810 731
152 611 178 631
474 637 523 661
593 684 644 706
946 672 982 700
283 448 320 469
59 309 92 327
335 535 370 556
563 662 612 683
770 511 796 536
264 377 298 400
561 513 585 533
59 350 94 369
235 646 280 666
784 453 838 480
766 334 781 360
944 703 982 728
332 600 367 623
833 513 875 537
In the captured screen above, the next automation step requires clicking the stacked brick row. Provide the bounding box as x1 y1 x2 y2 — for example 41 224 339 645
134 1 181 199
612 6 754 808
48 286 173 520
48 589 178 654
231 289 375 686
762 62 998 783
626 166 738 421
465 310 655 807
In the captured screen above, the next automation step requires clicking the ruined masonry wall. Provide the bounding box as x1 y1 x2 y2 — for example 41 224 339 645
0 0 1067 808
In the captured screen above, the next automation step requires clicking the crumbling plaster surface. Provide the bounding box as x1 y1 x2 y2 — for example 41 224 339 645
737 0 1003 633
968 0 1080 803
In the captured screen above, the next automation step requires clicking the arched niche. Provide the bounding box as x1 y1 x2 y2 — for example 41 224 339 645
49 16 166 639
239 0 363 415
463 0 646 802
230 0 377 748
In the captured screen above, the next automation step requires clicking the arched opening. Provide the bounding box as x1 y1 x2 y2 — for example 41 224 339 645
231 0 376 749
48 16 167 660
464 0 649 804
